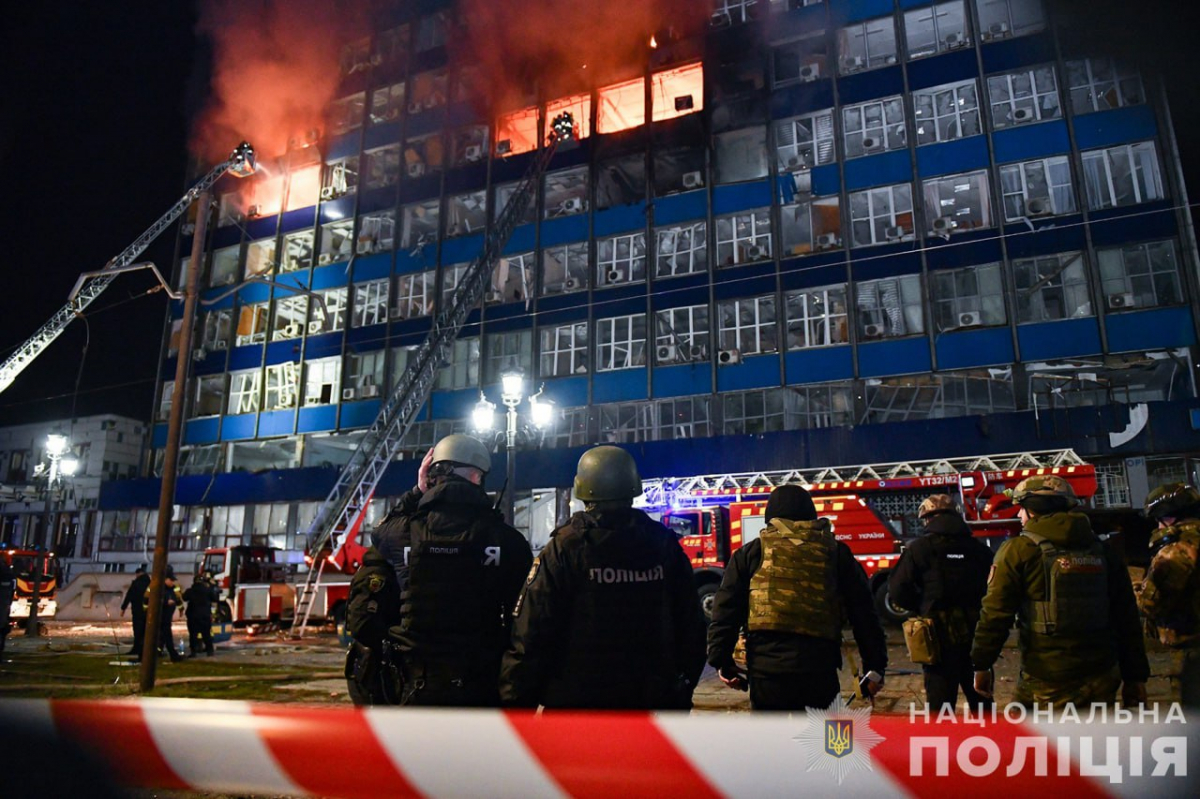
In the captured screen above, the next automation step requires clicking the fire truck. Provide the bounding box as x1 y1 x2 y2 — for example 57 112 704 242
640 450 1099 624
3 548 60 625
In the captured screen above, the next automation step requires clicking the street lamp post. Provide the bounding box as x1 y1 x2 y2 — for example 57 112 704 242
27 433 78 638
473 370 553 526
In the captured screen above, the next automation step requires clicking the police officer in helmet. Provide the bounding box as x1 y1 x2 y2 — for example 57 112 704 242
1139 482 1200 707
499 445 706 709
370 434 532 706
972 475 1148 708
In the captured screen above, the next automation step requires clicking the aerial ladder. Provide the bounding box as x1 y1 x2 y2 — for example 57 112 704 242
292 113 577 633
0 143 257 395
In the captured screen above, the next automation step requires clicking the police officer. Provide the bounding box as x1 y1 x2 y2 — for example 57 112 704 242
120 565 150 656
344 544 402 705
183 571 219 657
708 484 888 711
499 446 706 709
1139 483 1200 707
146 567 184 663
372 434 532 707
972 476 1149 708
889 494 993 710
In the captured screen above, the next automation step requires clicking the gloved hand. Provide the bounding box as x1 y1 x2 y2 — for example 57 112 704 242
718 664 748 692
1121 681 1147 707
973 669 994 699
417 447 435 492
859 670 884 699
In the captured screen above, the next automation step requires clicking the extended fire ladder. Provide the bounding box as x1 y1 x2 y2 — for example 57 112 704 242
638 448 1089 508
0 143 257 395
293 114 576 633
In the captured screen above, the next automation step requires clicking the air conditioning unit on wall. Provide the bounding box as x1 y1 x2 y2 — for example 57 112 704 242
1107 292 1136 310
657 344 677 361
682 171 703 190
717 348 742 365
863 323 884 338
958 311 982 328
1026 197 1052 217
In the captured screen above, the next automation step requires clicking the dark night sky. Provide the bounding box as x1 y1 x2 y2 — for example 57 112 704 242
1 1 1199 427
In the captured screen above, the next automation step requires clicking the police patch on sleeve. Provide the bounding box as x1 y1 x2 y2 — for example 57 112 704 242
368 574 385 593
987 564 996 585
526 556 541 585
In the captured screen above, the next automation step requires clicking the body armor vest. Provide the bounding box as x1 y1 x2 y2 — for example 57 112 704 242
1020 531 1109 636
1147 521 1200 646
748 518 840 640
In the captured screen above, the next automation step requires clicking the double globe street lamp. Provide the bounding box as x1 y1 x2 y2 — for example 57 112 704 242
28 433 78 637
472 370 554 525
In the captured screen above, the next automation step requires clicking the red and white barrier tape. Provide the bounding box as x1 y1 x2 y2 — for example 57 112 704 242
2 698 1197 798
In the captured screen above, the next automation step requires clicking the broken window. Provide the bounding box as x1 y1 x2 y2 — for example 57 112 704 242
246 238 277 277
352 279 390 328
217 192 241 227
655 221 708 278
363 144 401 190
415 10 449 52
785 285 849 349
440 263 469 311
191 375 225 418
988 66 1060 129
308 287 347 334
281 229 316 272
772 33 829 87
264 362 298 409
1027 350 1188 409
201 308 232 351
235 303 269 346
715 209 772 266
246 175 283 219
1066 58 1144 114
451 125 488 167
402 135 442 180
597 77 645 135
721 389 787 434
775 110 835 172
401 200 439 249
489 253 532 304
718 294 778 357
711 0 763 26
849 183 914 246
930 263 1006 331
389 345 418 388
597 233 647 287
975 0 1047 40
999 156 1074 220
862 370 1015 424
446 190 487 237
344 351 386 400
724 386 852 434
905 1 970 60
544 166 589 218
228 369 261 415
1097 239 1183 310
596 314 648 371
714 127 768 184
913 80 980 144
157 383 173 421
843 95 906 158
780 197 841 255
595 154 647 209
271 294 309 341
838 16 898 74
340 37 372 76
329 92 366 136
409 70 448 114
303 357 341 406
436 336 480 390
286 164 321 211
356 210 395 255
652 62 704 123
539 322 589 377
1081 141 1163 210
655 305 711 365
370 82 406 125
494 180 537 225
318 219 355 265
210 245 240 287
373 25 408 70
540 242 589 295
453 65 483 104
654 148 706 196
394 270 435 319
855 275 924 339
1013 252 1090 322
922 170 993 234
484 329 533 384
495 106 539 156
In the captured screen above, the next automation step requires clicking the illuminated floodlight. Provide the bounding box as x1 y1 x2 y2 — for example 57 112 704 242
473 396 497 431
501 370 526 403
45 434 69 457
530 396 554 428
60 459 79 477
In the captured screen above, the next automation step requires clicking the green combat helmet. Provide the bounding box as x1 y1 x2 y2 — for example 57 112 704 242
918 494 959 520
1011 474 1079 513
430 434 491 474
1144 483 1200 521
573 446 643 502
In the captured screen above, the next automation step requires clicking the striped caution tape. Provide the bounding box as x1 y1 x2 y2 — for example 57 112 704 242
2 698 1197 798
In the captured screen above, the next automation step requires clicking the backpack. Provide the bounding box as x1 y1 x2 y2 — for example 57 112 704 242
1020 531 1109 636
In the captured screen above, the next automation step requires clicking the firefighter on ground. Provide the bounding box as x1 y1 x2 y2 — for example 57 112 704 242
971 475 1149 708
143 567 184 663
1139 482 1200 708
183 571 219 657
344 543 402 705
499 446 706 709
707 484 888 711
370 434 532 706
120 565 150 656
888 494 993 710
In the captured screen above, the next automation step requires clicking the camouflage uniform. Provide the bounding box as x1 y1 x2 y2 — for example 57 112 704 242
1139 483 1200 708
971 476 1149 708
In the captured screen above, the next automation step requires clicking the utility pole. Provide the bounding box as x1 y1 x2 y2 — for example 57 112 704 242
140 191 211 691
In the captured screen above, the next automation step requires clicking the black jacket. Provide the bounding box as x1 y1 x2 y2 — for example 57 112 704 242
888 513 994 621
707 535 887 677
182 580 220 621
372 478 532 675
122 573 150 615
345 546 403 650
499 507 707 709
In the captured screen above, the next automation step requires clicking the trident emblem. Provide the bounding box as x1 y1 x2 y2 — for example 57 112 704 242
825 719 853 758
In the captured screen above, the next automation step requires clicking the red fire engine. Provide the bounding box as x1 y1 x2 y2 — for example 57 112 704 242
3 548 59 625
641 450 1099 623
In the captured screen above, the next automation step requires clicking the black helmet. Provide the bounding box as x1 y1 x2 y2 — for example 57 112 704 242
573 446 642 502
1145 483 1200 521
430 434 491 474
